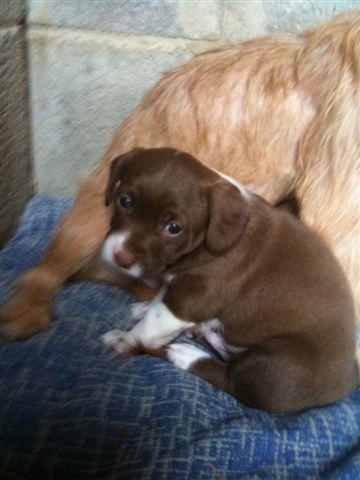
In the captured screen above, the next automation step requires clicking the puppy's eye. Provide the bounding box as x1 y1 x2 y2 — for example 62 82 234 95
118 195 133 209
164 222 182 236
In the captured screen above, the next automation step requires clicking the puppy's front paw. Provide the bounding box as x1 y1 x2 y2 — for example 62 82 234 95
101 329 134 356
130 301 150 320
167 343 211 371
101 329 126 346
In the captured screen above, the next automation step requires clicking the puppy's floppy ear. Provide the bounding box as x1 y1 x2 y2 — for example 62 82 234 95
206 183 249 254
105 148 144 206
105 157 123 206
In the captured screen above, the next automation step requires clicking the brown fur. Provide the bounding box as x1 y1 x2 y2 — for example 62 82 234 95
103 147 358 412
1 11 359 340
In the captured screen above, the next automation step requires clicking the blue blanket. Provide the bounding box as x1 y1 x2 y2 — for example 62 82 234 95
0 196 359 480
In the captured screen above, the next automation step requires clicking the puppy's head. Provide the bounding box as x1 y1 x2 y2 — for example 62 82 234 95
102 148 249 279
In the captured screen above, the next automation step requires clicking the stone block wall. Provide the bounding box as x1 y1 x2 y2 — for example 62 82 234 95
0 0 33 246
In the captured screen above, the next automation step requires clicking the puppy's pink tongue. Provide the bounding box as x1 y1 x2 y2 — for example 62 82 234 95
141 276 162 289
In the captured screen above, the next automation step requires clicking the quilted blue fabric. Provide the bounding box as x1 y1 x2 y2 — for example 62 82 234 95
0 195 359 480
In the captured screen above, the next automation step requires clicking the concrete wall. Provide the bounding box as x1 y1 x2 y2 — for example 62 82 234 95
0 0 33 245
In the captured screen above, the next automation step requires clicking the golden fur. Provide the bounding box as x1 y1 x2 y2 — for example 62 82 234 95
1 11 359 339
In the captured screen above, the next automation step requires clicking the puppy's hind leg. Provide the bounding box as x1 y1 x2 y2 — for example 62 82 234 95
166 343 232 394
226 344 359 413
166 343 353 412
186 322 231 361
167 345 314 411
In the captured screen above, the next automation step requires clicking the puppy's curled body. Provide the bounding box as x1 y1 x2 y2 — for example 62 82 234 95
101 147 358 413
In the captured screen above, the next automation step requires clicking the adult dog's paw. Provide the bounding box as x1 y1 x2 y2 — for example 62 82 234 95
0 297 52 341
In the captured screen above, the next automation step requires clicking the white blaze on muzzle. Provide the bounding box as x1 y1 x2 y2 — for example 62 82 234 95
102 231 144 279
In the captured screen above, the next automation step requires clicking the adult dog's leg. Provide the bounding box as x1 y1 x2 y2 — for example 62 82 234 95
296 171 360 316
295 38 360 315
294 12 360 315
0 163 112 340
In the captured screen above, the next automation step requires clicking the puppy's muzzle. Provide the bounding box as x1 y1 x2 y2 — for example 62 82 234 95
114 249 135 270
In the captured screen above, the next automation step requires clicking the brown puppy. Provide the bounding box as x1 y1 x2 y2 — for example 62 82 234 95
101 148 358 413
1 11 359 340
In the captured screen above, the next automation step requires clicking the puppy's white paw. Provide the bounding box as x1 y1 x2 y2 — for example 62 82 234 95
101 329 126 347
101 329 134 355
167 343 211 371
110 340 134 355
130 302 150 320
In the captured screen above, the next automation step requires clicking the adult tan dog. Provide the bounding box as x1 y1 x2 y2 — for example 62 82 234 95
1 11 359 340
100 147 358 412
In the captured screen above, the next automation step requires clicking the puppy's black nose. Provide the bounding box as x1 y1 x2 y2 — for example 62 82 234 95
114 250 135 269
